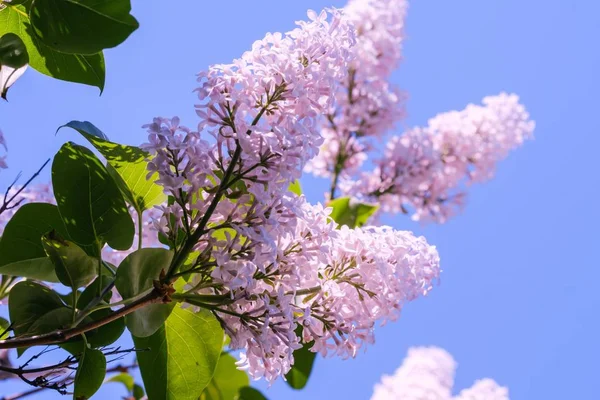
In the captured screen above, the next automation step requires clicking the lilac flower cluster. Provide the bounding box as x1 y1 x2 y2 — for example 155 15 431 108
371 347 509 400
303 0 534 223
184 199 440 381
305 0 407 185
344 93 535 222
143 9 440 382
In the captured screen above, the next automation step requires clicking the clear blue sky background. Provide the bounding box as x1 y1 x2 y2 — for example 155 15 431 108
0 0 598 399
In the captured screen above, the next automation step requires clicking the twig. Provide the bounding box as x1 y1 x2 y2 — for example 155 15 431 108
0 363 139 400
0 289 165 350
0 159 50 216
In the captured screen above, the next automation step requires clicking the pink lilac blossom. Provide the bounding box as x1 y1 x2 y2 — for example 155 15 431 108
183 199 439 382
344 93 535 223
0 129 7 170
371 347 509 400
193 8 356 195
147 8 440 383
143 8 356 246
305 0 407 183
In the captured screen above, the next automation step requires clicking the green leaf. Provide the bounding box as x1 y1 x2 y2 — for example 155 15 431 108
133 384 145 400
106 372 134 392
327 197 379 228
0 3 105 90
0 257 58 282
285 326 316 390
115 248 174 337
133 306 223 400
0 203 68 269
42 230 97 289
52 142 134 255
201 354 250 400
288 180 302 196
74 347 106 400
0 32 28 67
74 276 126 349
238 387 268 400
61 121 166 216
0 32 29 99
77 273 113 308
285 344 317 390
8 281 64 336
87 308 125 348
27 307 72 335
0 316 10 338
30 0 139 55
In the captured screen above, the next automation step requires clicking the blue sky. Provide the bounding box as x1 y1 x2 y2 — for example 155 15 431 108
0 0 599 398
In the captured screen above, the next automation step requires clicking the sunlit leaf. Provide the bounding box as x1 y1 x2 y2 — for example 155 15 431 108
52 142 134 255
106 372 134 392
134 306 223 400
0 3 105 90
30 0 139 55
201 354 250 400
60 121 166 217
288 180 302 196
327 197 379 228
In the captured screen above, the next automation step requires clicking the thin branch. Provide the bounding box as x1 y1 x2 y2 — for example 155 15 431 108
0 363 139 400
0 289 165 350
0 159 51 216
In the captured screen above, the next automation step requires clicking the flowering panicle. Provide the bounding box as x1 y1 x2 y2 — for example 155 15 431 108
305 0 407 184
344 93 535 222
181 199 439 381
140 7 443 383
371 347 509 400
194 9 356 195
143 8 356 248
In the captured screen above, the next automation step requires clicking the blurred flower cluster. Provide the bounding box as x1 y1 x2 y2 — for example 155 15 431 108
371 347 509 400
